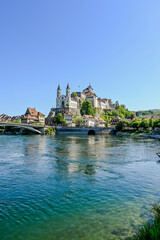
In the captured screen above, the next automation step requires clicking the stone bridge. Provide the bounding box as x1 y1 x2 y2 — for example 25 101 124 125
55 126 116 135
0 122 45 134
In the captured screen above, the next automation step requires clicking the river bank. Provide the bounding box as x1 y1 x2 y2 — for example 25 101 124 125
116 130 160 140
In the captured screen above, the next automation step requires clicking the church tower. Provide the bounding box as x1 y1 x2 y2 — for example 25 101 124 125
56 84 61 108
57 84 61 97
65 83 71 106
66 83 71 97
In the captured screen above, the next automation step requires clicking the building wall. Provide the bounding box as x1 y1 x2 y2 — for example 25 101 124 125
38 116 45 124
64 115 73 124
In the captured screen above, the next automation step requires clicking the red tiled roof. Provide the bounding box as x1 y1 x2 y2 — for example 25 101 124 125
85 92 97 97
27 108 38 116
38 112 45 117
83 115 96 120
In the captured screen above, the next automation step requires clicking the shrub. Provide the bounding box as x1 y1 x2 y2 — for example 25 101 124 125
71 92 77 97
130 120 141 129
55 113 66 124
112 110 118 116
153 118 160 128
45 127 55 135
133 204 160 240
139 119 149 129
116 120 130 130
66 103 69 107
75 118 83 126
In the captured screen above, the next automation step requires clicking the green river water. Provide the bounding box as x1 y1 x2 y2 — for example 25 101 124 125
0 135 160 240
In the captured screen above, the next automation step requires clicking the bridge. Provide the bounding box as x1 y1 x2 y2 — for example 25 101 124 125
55 126 116 135
0 122 45 134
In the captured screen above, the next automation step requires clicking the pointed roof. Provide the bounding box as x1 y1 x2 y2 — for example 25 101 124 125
66 83 70 89
57 84 61 90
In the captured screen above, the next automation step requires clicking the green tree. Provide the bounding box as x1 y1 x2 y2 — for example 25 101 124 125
140 119 149 129
45 127 55 135
149 118 155 128
71 92 77 97
75 118 83 126
106 111 112 116
118 113 125 119
81 101 95 116
115 103 120 109
130 120 141 129
119 107 126 115
116 120 129 130
112 111 118 116
154 118 160 128
55 113 66 124
126 111 134 119
66 103 69 107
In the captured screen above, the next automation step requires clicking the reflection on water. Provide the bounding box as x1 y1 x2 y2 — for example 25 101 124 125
0 135 160 240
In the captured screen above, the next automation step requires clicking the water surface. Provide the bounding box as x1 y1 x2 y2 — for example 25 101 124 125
0 135 160 240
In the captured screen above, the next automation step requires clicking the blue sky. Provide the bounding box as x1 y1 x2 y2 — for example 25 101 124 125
0 0 160 116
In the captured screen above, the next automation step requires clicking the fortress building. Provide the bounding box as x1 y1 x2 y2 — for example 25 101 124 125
46 84 117 124
56 83 115 111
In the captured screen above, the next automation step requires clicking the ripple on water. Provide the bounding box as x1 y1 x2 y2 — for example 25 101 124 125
0 135 160 240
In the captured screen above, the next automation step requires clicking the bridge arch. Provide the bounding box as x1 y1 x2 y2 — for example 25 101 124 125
0 123 42 134
88 129 95 135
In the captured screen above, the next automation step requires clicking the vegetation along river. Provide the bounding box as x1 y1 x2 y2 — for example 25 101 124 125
0 135 160 240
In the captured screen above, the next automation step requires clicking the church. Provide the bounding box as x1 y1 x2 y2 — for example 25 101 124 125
54 83 116 115
45 84 117 125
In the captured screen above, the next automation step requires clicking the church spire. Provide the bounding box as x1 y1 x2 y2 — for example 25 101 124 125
57 84 61 97
66 83 71 97
66 83 70 89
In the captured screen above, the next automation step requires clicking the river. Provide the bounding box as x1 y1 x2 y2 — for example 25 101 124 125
0 135 160 240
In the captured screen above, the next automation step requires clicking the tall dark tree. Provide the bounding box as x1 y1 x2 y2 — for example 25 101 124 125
81 101 95 116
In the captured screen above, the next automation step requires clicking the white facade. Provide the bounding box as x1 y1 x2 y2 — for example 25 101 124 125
56 84 115 112
83 115 96 127
64 114 73 124
56 84 77 109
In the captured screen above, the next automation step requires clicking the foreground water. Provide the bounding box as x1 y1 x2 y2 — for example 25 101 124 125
0 135 160 240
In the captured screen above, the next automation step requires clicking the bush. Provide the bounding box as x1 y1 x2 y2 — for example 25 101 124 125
106 111 112 116
112 111 118 116
55 113 66 124
116 120 130 130
75 118 83 126
133 204 160 240
45 127 55 135
71 92 77 97
153 119 160 128
130 120 141 129
66 103 69 107
149 118 155 128
139 119 149 129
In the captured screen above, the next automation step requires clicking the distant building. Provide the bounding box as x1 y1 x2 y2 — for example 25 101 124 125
46 84 119 125
52 84 116 115
83 115 96 127
21 108 45 124
64 112 73 124
83 115 106 127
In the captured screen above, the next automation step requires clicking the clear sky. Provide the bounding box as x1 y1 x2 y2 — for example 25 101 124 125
0 0 160 116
